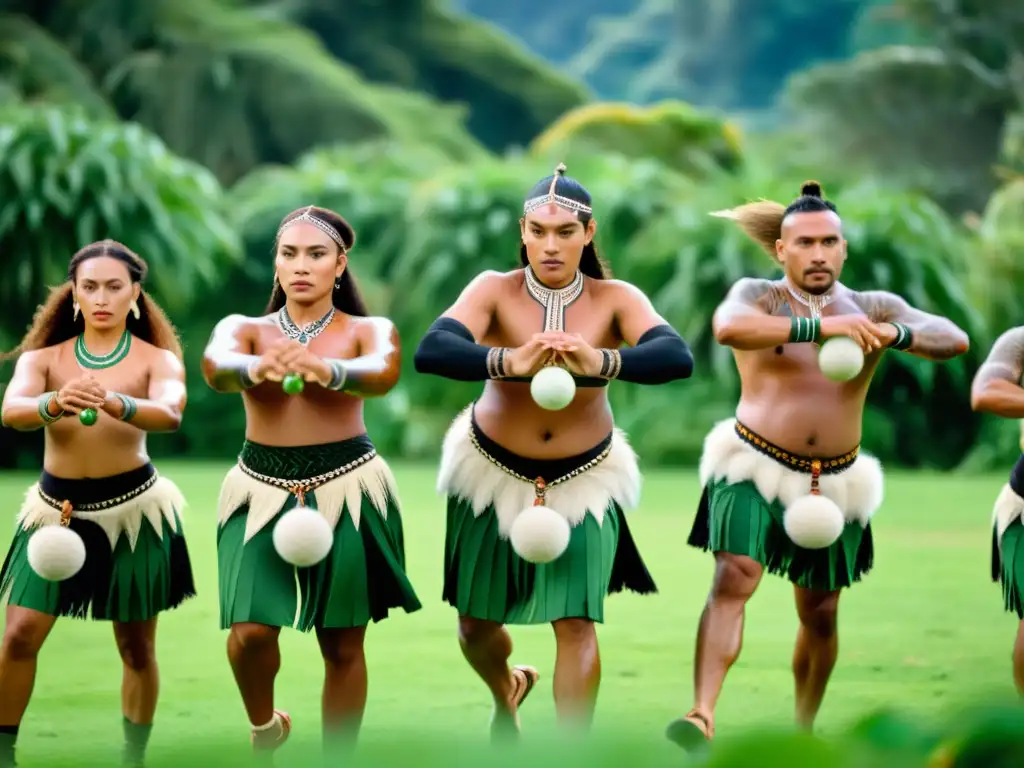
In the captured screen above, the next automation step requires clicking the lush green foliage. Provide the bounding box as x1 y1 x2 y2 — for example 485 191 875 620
1 0 1023 472
0 104 240 345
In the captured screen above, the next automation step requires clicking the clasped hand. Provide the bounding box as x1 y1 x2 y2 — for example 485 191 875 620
820 315 897 353
505 332 602 378
251 339 331 386
56 374 107 415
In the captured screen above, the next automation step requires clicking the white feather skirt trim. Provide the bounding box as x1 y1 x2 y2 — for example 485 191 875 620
18 475 185 552
698 419 884 527
217 454 399 543
436 407 641 537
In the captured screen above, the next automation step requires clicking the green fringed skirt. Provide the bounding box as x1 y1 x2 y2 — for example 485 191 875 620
442 419 656 625
688 478 874 591
0 463 196 622
218 436 422 631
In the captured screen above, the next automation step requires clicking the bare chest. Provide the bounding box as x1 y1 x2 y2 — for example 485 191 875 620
48 345 150 397
251 322 358 359
491 294 617 348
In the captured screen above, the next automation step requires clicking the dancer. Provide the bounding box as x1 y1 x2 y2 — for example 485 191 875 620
414 163 694 737
0 240 195 767
970 326 1024 695
201 205 420 758
666 181 969 751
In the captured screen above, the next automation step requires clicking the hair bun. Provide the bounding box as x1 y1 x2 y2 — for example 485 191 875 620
800 180 823 198
554 162 567 176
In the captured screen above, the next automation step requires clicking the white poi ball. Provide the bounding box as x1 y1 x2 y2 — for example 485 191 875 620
510 505 571 564
783 494 845 550
27 525 86 582
817 335 864 382
272 506 333 567
530 366 576 411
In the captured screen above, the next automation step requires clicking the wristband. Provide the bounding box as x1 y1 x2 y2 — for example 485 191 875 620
38 392 62 423
599 349 622 380
325 360 348 391
889 322 913 351
789 316 820 344
114 393 138 421
238 361 259 389
486 347 509 379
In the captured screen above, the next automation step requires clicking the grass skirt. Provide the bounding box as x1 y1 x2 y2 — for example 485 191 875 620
438 407 655 624
0 463 195 621
687 419 881 591
217 436 421 631
991 480 1024 618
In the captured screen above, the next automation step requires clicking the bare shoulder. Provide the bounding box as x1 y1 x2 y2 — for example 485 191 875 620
349 314 396 336
14 346 55 371
849 289 907 321
721 277 787 313
987 326 1024 358
591 278 649 304
454 269 516 302
212 313 266 336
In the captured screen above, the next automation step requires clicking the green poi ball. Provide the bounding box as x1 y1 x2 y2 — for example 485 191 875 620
79 408 98 426
282 373 305 395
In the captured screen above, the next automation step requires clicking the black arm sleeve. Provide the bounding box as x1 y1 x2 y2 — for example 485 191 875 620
614 324 693 384
413 317 500 381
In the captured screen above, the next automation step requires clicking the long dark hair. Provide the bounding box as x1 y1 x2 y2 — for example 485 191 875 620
518 166 611 280
3 240 183 361
264 205 369 317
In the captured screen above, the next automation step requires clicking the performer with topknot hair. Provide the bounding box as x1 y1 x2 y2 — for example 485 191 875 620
415 163 694 739
665 182 969 751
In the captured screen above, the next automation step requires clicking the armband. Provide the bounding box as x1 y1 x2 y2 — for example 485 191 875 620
889 322 913 351
413 317 509 381
607 325 693 384
789 316 821 344
38 392 62 423
113 393 138 422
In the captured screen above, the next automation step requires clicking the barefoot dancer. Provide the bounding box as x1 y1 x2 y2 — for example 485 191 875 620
666 182 969 750
414 164 694 737
970 327 1024 696
202 206 421 758
0 241 196 767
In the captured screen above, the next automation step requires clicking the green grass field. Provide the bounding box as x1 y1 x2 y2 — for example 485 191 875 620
0 462 1019 765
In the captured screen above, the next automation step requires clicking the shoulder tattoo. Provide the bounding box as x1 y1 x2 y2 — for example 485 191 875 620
977 326 1024 386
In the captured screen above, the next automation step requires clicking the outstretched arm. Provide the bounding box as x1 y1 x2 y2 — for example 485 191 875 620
413 271 509 381
102 350 186 432
0 351 60 431
315 318 401 398
712 278 792 350
971 327 1024 417
604 281 693 383
201 315 260 393
856 291 969 361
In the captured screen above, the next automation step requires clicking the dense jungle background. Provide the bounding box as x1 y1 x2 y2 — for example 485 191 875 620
0 0 1022 471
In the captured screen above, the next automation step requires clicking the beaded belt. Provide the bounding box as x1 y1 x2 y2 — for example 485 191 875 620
37 472 160 526
735 420 857 471
468 428 612 507
238 449 377 506
734 421 858 498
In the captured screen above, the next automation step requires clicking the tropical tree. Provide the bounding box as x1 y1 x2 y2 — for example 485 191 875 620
530 100 743 176
0 103 241 467
0 0 488 185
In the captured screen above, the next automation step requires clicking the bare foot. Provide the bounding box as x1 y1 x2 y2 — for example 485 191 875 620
490 664 540 741
665 709 712 753
252 710 292 754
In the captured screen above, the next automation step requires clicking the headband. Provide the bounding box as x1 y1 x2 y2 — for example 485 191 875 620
276 207 348 253
522 162 593 217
